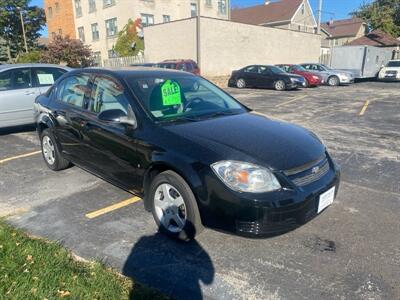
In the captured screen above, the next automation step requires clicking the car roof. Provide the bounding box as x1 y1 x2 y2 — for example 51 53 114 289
0 63 71 72
72 66 196 78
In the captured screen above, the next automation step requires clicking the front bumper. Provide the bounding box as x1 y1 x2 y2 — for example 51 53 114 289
200 156 341 237
339 76 354 84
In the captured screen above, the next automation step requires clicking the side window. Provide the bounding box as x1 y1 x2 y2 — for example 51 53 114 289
0 70 12 91
259 66 268 73
185 63 194 71
88 76 128 114
178 63 186 71
58 75 90 108
244 66 258 73
303 64 311 70
34 67 67 87
12 68 32 89
317 65 324 71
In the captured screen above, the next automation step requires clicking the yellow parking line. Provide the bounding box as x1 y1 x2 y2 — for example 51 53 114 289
275 95 308 107
85 196 141 219
359 100 370 116
0 150 41 164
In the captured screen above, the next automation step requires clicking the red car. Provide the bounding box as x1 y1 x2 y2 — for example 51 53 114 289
276 64 323 87
156 59 200 75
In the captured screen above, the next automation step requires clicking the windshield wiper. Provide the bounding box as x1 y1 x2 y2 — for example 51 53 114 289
199 110 242 119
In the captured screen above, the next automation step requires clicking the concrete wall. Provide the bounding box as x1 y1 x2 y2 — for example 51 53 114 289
144 17 321 76
144 18 197 63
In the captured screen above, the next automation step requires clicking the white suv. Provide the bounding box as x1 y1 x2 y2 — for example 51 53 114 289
378 60 400 81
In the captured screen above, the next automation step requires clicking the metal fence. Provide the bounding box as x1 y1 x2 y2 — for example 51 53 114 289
102 54 145 67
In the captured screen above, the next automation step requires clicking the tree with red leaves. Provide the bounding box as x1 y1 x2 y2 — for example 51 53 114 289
40 35 94 68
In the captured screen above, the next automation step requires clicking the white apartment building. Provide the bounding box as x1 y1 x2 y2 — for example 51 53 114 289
72 0 230 64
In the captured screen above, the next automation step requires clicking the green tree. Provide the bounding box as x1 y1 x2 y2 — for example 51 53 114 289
16 50 41 63
0 0 46 61
353 0 400 36
40 35 94 68
114 18 144 57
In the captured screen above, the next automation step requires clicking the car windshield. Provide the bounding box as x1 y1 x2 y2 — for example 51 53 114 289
127 75 246 123
387 61 400 67
269 66 286 74
293 65 307 71
320 64 331 70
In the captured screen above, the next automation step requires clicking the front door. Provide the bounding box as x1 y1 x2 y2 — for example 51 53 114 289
80 74 141 192
0 68 39 127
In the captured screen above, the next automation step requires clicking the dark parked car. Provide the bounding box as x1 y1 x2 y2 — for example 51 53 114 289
156 59 200 75
130 63 156 67
34 68 340 240
276 64 323 87
228 65 306 90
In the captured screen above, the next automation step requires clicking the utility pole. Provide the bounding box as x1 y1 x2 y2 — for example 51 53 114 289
17 7 28 53
317 0 323 34
196 0 201 67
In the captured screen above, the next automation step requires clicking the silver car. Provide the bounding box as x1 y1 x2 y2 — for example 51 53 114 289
0 63 70 128
301 63 355 86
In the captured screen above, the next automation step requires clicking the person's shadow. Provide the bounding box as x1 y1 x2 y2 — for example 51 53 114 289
122 224 214 300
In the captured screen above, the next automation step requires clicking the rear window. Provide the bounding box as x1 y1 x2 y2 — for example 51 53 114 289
156 63 177 69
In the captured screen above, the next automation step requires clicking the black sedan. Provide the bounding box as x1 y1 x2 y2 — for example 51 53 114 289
34 68 340 240
228 65 307 90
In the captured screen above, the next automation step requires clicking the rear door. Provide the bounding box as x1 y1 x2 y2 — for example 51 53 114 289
242 66 259 87
51 73 92 163
79 74 140 191
0 67 39 127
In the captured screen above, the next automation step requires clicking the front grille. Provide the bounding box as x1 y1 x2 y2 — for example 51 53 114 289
386 70 398 76
286 157 330 187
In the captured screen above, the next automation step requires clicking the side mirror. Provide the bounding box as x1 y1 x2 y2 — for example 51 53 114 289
98 109 136 127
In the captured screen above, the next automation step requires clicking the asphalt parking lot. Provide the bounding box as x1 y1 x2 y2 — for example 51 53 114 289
1 81 399 300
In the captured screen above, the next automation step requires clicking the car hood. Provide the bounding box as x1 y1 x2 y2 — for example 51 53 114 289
164 112 325 171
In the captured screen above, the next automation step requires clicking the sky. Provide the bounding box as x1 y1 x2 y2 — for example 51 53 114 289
32 0 371 37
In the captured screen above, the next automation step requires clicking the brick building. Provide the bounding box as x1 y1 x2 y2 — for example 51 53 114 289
44 0 76 40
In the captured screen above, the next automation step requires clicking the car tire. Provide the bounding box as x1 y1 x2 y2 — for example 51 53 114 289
236 78 246 89
150 170 204 241
274 80 286 91
304 80 310 88
40 129 70 171
328 76 340 86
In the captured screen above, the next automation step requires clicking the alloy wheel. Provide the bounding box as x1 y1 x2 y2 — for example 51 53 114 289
42 136 55 165
236 78 246 89
154 183 187 233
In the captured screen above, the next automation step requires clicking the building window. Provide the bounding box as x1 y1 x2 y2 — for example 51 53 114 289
103 0 115 7
205 0 212 6
105 18 118 37
51 32 56 40
91 23 99 41
89 0 96 12
93 51 102 66
78 26 85 42
47 7 53 18
163 15 171 23
75 0 82 17
141 14 154 27
58 28 62 35
298 25 301 31
55 2 60 13
301 3 305 14
191 3 198 17
108 49 117 58
218 0 226 14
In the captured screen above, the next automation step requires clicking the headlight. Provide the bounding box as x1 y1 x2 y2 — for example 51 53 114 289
312 75 319 80
211 161 281 193
290 77 297 83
